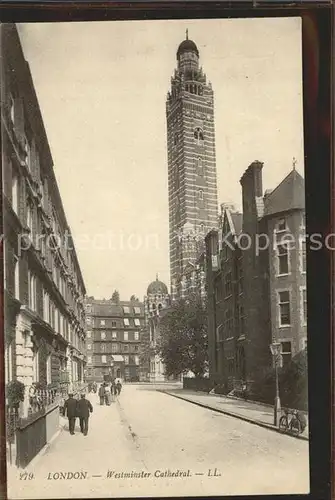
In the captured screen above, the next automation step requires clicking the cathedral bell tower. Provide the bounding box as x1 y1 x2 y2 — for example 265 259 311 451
166 32 218 300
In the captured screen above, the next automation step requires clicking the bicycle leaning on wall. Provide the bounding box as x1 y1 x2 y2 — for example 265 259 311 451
279 408 307 436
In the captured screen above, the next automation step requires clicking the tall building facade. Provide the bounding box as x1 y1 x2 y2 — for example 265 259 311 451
206 161 306 392
166 32 218 299
2 24 87 417
84 298 145 382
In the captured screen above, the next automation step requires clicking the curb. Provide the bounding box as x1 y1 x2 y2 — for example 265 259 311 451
161 391 309 442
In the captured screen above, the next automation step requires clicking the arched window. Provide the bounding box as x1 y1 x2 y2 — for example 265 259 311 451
197 157 202 168
199 189 204 200
173 132 179 146
194 127 204 145
200 223 205 233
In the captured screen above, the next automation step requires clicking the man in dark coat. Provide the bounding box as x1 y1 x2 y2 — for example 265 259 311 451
98 384 105 405
63 393 78 435
76 394 93 436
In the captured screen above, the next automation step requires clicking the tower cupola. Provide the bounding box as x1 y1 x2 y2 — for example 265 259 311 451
177 30 199 73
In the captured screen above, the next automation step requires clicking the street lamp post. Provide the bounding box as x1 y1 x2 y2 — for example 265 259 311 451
270 342 282 426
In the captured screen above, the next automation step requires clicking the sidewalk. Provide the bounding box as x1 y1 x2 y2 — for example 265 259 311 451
161 389 309 441
7 392 147 499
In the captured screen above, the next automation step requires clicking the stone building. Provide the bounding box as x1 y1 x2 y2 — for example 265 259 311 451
206 161 306 391
2 24 87 416
84 298 145 382
144 276 170 382
166 32 218 300
262 165 307 360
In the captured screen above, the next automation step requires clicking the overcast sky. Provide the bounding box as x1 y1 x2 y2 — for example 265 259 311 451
17 18 304 300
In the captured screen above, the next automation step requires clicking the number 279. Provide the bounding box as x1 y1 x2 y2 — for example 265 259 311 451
19 472 34 480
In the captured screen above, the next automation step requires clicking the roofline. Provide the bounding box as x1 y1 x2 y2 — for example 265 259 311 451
11 25 86 294
88 299 144 305
264 168 304 203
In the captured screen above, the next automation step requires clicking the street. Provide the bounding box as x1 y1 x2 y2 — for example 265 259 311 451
8 384 309 499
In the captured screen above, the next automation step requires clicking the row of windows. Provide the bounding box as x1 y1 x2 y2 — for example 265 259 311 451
86 317 142 328
86 306 142 315
8 93 84 308
10 260 83 350
220 241 307 292
221 215 305 252
10 177 84 323
30 349 82 385
87 355 140 366
219 288 307 337
184 83 203 96
28 270 69 336
87 343 140 353
86 330 140 341
223 340 304 374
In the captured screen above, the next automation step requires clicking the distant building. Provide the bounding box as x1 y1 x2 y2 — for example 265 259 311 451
2 24 87 415
166 32 218 300
84 298 145 382
206 161 306 391
144 276 170 382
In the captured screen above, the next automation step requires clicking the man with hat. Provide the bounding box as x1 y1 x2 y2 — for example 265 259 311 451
63 393 78 435
76 393 93 436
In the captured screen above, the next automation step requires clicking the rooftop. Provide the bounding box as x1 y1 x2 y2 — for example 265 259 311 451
263 169 305 217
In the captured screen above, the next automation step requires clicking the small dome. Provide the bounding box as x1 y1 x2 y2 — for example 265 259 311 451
177 39 199 59
147 275 168 296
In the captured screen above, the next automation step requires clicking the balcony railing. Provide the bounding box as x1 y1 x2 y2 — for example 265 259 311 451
28 386 60 416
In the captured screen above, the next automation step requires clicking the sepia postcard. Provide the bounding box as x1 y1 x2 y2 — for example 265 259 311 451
2 16 310 499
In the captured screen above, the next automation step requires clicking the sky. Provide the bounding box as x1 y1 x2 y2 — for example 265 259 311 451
17 18 304 300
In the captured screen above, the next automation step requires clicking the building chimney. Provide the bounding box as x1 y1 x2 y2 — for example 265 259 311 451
240 160 264 198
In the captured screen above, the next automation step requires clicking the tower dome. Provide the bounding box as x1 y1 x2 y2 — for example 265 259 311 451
147 274 168 296
177 39 199 59
177 30 199 59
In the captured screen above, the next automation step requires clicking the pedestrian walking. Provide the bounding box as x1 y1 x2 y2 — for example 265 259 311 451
116 380 122 396
76 393 93 436
98 383 105 405
63 393 78 435
104 384 111 405
110 379 116 398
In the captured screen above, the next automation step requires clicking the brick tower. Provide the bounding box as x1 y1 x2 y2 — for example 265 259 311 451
166 31 218 299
